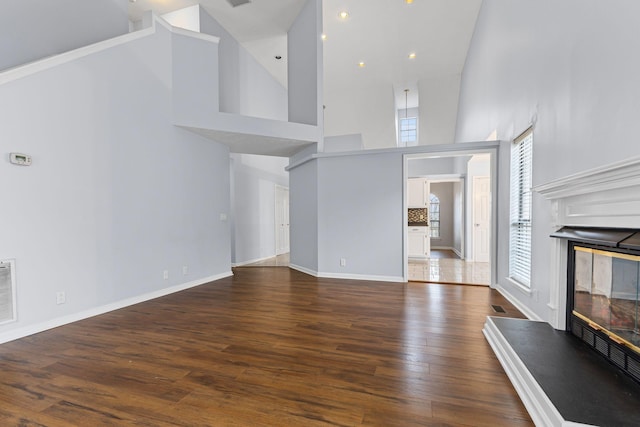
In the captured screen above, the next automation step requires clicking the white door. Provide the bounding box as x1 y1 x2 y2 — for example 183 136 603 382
472 176 491 263
275 186 290 255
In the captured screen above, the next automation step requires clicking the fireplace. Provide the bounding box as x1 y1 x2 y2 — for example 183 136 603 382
481 157 640 426
552 227 640 384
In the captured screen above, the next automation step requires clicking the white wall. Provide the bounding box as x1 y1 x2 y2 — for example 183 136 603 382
0 24 231 339
419 74 461 145
230 154 289 265
455 0 640 321
198 6 288 121
324 84 397 150
408 157 456 177
323 134 363 152
324 74 461 150
288 0 323 128
0 0 128 71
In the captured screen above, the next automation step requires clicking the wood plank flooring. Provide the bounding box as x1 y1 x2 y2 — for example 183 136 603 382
0 267 532 426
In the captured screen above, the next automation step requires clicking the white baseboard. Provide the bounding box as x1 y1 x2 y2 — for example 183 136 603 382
289 263 319 277
318 271 405 283
289 264 404 283
452 247 463 258
431 246 454 250
232 255 275 267
496 284 543 321
483 317 589 427
0 271 232 345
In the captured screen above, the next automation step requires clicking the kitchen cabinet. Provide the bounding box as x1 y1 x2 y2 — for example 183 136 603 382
408 226 430 258
408 178 429 207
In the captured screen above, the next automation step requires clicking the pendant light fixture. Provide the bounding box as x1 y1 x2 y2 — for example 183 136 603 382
404 89 409 120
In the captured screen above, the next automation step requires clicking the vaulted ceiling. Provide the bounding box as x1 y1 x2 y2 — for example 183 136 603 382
128 0 482 143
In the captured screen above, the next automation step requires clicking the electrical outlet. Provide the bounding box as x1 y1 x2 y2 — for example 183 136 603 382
56 291 66 305
182 266 188 276
163 270 169 280
219 213 227 221
340 258 346 267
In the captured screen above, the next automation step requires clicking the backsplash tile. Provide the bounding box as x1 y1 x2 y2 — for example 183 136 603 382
408 208 428 225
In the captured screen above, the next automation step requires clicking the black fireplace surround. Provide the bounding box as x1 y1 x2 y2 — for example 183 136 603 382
552 226 640 384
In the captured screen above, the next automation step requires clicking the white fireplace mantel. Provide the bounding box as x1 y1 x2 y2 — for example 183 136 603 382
534 155 640 330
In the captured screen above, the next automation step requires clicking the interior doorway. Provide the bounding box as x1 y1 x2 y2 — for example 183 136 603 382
404 151 496 286
472 176 491 263
275 185 290 256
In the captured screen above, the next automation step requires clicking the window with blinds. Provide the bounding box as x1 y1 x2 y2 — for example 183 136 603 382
509 128 533 287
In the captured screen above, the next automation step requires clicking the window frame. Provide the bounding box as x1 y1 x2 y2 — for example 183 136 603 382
399 117 418 146
429 193 440 239
509 127 534 288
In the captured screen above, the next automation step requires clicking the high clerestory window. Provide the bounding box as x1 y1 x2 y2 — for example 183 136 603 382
400 117 417 146
509 127 533 287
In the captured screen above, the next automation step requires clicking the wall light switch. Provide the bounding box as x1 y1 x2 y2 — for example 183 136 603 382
220 213 227 221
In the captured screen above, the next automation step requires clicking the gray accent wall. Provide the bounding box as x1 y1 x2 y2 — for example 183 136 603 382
0 0 129 71
317 153 404 280
455 0 640 320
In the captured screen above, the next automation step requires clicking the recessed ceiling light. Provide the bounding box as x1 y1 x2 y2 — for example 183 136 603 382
405 0 414 4
358 61 366 68
339 11 349 20
321 33 327 41
408 52 417 59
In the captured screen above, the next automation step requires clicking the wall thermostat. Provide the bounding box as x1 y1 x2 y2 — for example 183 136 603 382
10 153 32 166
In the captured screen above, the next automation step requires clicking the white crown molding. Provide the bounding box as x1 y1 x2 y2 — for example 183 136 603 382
534 155 640 200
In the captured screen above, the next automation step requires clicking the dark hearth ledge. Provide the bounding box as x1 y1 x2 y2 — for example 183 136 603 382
483 317 640 427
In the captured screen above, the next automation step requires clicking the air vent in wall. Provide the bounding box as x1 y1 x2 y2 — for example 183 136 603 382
227 0 251 7
0 260 17 324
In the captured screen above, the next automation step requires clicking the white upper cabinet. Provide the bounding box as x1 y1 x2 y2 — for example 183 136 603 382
408 178 429 207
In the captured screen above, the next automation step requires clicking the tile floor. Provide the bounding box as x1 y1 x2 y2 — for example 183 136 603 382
243 253 290 267
409 250 490 285
242 250 490 286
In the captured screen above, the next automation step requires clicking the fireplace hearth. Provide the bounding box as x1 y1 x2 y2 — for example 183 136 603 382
552 226 640 384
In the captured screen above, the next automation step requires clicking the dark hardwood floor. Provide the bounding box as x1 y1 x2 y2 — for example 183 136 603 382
0 267 532 426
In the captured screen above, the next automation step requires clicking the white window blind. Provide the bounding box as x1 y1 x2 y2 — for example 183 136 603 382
509 128 533 287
